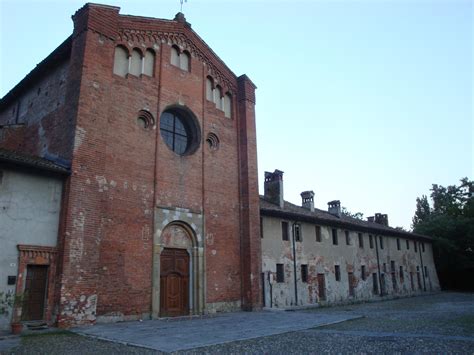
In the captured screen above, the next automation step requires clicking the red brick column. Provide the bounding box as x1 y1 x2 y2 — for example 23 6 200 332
237 75 262 310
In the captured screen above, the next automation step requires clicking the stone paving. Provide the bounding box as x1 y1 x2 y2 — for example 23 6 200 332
72 310 360 352
1 292 473 354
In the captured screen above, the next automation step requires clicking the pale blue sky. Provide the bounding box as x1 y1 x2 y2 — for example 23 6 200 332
1 0 472 229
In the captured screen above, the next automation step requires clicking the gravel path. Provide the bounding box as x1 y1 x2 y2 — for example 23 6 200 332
2 292 474 354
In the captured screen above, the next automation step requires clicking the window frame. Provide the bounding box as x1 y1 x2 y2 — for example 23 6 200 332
301 264 308 283
281 221 289 241
276 263 284 283
294 223 302 242
315 225 322 242
332 228 338 245
335 264 341 281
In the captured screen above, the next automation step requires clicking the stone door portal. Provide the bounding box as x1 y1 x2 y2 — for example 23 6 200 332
160 248 189 317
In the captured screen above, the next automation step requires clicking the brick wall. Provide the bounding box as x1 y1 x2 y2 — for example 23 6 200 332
52 3 261 326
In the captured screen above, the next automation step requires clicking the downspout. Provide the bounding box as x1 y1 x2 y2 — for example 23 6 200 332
292 222 298 306
375 234 383 296
419 242 426 291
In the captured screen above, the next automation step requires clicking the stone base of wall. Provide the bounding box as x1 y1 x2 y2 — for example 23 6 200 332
205 300 241 314
96 312 151 323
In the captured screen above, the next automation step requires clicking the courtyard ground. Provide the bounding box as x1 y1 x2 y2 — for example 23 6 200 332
1 292 473 354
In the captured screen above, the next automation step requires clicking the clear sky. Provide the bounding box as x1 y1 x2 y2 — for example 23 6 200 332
1 0 472 229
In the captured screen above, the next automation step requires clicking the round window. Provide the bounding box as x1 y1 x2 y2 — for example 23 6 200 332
160 108 200 155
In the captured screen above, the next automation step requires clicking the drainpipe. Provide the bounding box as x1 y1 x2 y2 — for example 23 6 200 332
268 272 273 308
419 241 426 291
291 221 298 306
374 234 383 296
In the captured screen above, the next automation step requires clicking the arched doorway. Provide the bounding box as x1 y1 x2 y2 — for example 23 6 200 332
152 221 204 317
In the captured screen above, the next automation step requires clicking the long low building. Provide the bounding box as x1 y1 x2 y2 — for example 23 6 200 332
260 170 440 308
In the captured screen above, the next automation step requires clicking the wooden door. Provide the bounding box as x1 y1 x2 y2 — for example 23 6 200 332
160 248 189 317
22 265 48 321
317 273 326 301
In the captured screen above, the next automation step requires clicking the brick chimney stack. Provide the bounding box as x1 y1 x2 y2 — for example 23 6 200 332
374 213 389 226
301 191 315 212
264 170 284 208
328 200 341 218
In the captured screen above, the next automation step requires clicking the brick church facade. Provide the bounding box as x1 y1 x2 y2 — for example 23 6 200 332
0 3 261 329
0 3 440 332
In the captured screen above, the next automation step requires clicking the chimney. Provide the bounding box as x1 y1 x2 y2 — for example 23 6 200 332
327 200 341 218
301 191 315 212
264 170 284 208
367 216 375 223
374 213 389 226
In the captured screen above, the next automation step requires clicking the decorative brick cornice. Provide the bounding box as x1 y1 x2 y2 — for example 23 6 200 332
118 28 237 93
17 245 58 260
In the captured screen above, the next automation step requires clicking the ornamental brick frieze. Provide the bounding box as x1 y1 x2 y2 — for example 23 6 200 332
118 28 236 93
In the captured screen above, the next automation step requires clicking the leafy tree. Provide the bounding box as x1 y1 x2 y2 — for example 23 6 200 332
341 207 364 220
412 178 474 290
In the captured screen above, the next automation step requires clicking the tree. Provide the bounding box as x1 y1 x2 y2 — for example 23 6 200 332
412 178 474 290
341 207 364 220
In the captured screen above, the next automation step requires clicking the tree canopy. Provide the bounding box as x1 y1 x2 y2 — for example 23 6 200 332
412 178 474 289
341 207 364 220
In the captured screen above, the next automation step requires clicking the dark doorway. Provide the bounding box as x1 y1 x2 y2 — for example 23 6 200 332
160 248 189 317
317 273 326 301
22 265 48 321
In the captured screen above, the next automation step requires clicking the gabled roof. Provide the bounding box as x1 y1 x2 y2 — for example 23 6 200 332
0 37 72 110
260 196 432 242
0 148 70 175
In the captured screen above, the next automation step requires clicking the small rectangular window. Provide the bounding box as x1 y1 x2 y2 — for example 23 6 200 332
422 242 425 252
361 265 366 280
276 264 284 283
379 236 384 249
406 239 410 250
369 235 374 249
294 224 302 242
348 272 355 296
301 264 308 283
390 260 396 272
414 241 418 252
318 273 326 300
335 265 341 281
397 238 401 250
358 233 364 248
424 266 428 277
345 230 350 245
372 273 379 294
315 225 322 242
399 265 404 282
282 221 289 241
332 229 338 245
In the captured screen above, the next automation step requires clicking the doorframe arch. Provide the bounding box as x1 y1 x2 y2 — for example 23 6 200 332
152 220 204 317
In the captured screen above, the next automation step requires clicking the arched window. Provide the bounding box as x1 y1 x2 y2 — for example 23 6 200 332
171 46 180 67
113 46 129 77
180 51 190 71
129 48 142 76
206 77 214 102
224 93 232 118
143 49 155 77
215 86 223 110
